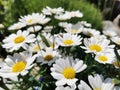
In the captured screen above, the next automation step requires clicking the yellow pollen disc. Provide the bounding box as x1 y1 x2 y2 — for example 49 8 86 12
94 88 101 90
113 61 120 68
44 54 53 61
89 44 102 52
33 46 40 51
14 36 25 44
27 19 33 24
12 61 26 73
70 29 78 33
98 56 108 62
62 67 76 79
63 39 74 45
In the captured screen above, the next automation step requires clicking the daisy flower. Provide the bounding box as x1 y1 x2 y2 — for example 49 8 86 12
19 13 50 25
51 57 87 86
59 22 72 28
56 33 82 47
0 52 36 78
80 21 91 27
42 6 64 15
78 74 115 90
103 30 117 37
64 22 83 34
27 25 42 32
82 28 100 37
55 12 71 20
2 30 35 52
95 52 115 64
36 47 60 66
8 22 26 30
28 42 45 53
111 36 120 45
66 10 83 18
81 37 114 54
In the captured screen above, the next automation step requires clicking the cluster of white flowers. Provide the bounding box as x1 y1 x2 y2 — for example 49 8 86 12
0 6 120 90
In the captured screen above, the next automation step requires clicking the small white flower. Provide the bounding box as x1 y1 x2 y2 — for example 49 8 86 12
81 37 114 54
111 36 120 45
82 28 100 37
67 10 83 18
64 22 83 34
19 13 50 25
8 22 26 30
36 47 60 66
27 25 42 32
56 33 82 47
103 30 117 37
55 12 71 20
43 26 53 32
95 52 115 64
42 6 64 15
59 22 72 28
28 42 45 53
2 30 35 52
80 21 91 27
51 57 87 86
78 74 115 90
0 52 36 78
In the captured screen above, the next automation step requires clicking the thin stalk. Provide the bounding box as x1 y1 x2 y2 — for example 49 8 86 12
33 26 43 57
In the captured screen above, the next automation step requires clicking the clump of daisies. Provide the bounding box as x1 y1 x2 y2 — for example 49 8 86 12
0 6 120 90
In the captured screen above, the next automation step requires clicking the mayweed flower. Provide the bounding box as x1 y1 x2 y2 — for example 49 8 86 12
2 30 35 52
64 22 83 34
111 36 120 45
36 47 60 66
42 6 64 15
103 30 117 37
78 74 115 90
81 37 114 54
95 52 115 64
0 52 36 78
66 10 83 18
82 28 100 37
27 25 42 32
55 12 71 20
19 13 50 25
51 57 87 86
8 22 26 30
56 33 82 47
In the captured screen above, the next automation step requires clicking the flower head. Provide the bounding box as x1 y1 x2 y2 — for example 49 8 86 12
0 52 36 78
51 57 87 86
2 30 35 52
56 33 82 47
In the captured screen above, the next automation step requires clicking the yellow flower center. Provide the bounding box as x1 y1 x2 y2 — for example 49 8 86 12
89 44 102 52
33 46 40 51
44 54 53 61
12 61 26 73
27 19 33 24
98 56 108 62
62 67 76 79
63 39 74 45
14 36 25 44
70 29 78 33
94 88 101 90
